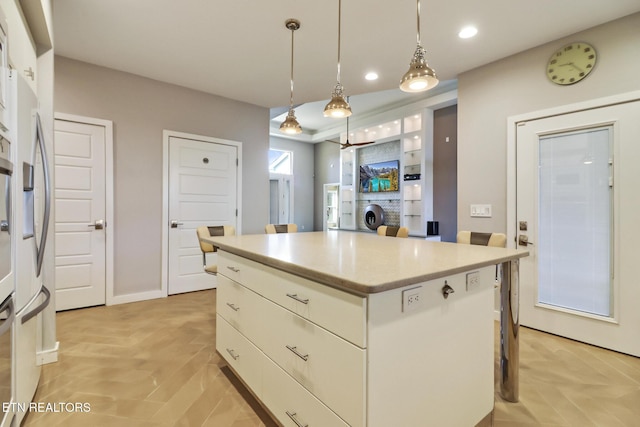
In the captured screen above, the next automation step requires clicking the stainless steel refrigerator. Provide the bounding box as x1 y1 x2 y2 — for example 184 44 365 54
0 128 15 427
11 70 52 425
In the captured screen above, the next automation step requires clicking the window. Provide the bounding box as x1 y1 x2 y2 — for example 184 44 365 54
268 149 292 175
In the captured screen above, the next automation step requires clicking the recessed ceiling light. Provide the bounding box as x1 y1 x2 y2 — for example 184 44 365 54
365 72 378 81
458 26 478 39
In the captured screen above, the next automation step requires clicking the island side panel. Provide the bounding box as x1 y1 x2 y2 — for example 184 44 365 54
366 267 495 427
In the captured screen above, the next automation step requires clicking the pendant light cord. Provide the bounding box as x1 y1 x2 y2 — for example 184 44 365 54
336 0 342 84
416 0 421 46
289 25 295 108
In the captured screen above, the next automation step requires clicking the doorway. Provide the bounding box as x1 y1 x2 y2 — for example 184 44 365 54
162 131 241 295
53 114 113 311
323 183 340 230
269 174 293 225
510 97 640 356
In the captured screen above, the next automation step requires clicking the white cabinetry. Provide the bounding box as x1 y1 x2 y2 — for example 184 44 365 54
338 112 433 236
216 250 495 427
217 251 366 426
339 150 355 230
0 10 8 133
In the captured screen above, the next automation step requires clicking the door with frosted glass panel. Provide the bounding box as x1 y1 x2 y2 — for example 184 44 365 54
516 100 640 356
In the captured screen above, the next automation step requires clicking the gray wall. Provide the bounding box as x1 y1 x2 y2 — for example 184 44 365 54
269 136 314 232
433 105 457 242
55 56 270 298
457 12 640 236
313 141 341 231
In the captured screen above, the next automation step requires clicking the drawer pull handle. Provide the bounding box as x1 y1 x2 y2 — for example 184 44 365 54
286 293 309 305
226 266 240 273
285 345 309 361
226 302 240 312
285 411 308 427
226 348 239 360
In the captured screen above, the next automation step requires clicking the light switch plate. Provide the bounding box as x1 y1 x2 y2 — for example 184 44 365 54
470 204 492 218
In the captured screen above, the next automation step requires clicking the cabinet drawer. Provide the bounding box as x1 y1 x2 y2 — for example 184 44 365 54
263 355 350 427
216 315 262 397
219 251 366 348
259 299 365 427
217 275 263 340
218 251 256 285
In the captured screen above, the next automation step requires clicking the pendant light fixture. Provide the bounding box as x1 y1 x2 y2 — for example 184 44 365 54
323 0 352 118
399 0 439 93
280 19 302 135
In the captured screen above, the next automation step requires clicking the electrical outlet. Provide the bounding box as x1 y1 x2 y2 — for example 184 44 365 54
402 286 422 312
466 271 480 291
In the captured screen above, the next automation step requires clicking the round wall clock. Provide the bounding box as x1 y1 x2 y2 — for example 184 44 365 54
546 42 597 85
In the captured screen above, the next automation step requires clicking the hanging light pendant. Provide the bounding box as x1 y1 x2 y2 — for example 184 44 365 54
400 0 439 93
324 0 352 118
280 19 302 135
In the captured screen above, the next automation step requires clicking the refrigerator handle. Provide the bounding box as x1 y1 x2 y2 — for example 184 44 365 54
34 113 51 278
0 296 15 336
20 285 50 324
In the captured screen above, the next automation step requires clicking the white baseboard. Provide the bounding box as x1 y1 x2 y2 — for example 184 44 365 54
108 289 166 306
37 341 59 365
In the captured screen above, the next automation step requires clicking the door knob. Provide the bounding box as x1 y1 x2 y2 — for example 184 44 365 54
170 220 184 229
518 235 533 246
88 219 105 230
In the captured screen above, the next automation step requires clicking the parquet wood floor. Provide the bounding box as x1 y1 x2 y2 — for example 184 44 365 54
20 290 640 426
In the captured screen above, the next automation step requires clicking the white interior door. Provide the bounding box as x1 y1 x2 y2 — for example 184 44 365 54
168 136 237 295
54 119 106 311
516 100 640 356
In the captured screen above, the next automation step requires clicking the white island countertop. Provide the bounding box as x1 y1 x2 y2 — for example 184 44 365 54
203 230 528 295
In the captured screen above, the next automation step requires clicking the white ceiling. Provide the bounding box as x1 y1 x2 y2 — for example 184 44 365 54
54 0 640 137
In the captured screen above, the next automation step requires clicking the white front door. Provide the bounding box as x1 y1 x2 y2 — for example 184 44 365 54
54 119 106 310
168 136 238 295
516 100 640 356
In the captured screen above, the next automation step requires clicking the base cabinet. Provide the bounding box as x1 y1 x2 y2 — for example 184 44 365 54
216 315 263 396
262 355 349 427
216 252 363 426
216 250 495 427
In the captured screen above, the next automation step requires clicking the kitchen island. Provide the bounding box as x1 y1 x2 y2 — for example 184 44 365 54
203 230 528 427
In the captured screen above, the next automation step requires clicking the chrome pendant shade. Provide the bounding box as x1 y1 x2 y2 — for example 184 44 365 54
280 108 302 135
280 18 302 135
324 0 352 118
400 0 439 93
324 82 351 118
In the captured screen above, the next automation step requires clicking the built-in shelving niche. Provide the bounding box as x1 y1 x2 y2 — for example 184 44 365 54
339 112 432 236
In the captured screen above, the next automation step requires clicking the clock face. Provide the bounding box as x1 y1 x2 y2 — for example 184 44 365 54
546 42 596 85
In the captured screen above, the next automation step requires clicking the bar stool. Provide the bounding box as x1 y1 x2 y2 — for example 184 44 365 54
196 225 235 275
376 225 409 238
456 231 506 248
265 223 298 234
456 231 506 284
